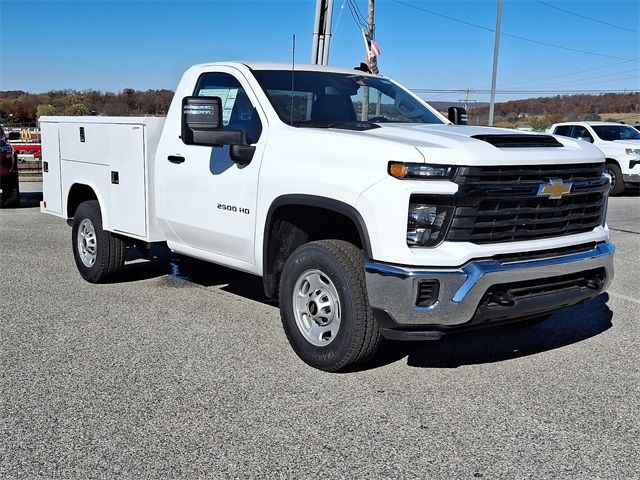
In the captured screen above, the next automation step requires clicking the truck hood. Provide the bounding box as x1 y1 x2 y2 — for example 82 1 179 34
357 123 605 166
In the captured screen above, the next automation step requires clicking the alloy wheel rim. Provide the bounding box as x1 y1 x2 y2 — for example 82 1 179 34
292 269 341 346
77 218 97 268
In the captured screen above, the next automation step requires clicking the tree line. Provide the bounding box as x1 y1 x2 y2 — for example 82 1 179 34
0 89 174 126
470 92 639 128
0 88 637 128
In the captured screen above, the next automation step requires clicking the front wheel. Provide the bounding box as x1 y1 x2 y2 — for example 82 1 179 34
605 162 625 196
72 200 126 283
279 240 381 372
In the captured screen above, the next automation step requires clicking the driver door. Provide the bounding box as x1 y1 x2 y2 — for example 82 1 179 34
161 69 266 265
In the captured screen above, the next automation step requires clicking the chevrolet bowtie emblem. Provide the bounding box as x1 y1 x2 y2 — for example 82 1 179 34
538 178 573 199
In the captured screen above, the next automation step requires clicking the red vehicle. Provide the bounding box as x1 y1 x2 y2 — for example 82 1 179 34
11 142 42 160
0 126 20 207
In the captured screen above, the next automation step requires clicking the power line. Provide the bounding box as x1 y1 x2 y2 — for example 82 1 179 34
346 0 367 29
392 0 638 62
535 0 640 34
518 69 640 89
495 60 636 88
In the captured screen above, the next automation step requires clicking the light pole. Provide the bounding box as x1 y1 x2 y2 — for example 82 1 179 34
488 0 503 126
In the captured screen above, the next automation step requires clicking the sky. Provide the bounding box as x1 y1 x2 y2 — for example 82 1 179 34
0 0 638 102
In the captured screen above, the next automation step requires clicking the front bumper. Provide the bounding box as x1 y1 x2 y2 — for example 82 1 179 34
622 173 640 184
365 242 614 335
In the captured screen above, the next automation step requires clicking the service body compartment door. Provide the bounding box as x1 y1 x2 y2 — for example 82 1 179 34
108 124 146 237
59 123 109 165
40 122 63 214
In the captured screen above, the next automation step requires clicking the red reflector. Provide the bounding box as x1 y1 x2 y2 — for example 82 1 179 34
43 201 47 209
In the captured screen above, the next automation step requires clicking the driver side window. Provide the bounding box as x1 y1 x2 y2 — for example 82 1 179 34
572 126 592 141
194 73 263 144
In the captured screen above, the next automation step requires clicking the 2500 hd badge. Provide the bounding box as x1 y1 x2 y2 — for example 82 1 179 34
217 203 250 214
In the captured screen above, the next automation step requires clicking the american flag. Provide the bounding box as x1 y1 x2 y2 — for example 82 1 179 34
363 32 381 74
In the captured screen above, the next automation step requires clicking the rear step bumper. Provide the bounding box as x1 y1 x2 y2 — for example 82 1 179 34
365 242 614 337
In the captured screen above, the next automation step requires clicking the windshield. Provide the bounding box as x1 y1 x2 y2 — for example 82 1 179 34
252 70 444 128
592 125 640 141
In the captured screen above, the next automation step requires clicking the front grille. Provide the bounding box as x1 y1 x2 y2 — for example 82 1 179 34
445 163 608 244
456 163 605 184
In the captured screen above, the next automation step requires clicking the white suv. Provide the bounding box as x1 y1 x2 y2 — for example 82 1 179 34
550 121 640 195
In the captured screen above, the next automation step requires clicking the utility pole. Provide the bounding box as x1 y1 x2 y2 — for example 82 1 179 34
362 0 375 120
459 89 476 124
459 89 476 111
311 0 335 65
488 0 503 126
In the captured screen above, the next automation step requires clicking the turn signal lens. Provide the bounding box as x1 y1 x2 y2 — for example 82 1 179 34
389 162 408 178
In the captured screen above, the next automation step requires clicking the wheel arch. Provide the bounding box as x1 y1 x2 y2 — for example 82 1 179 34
66 182 107 224
262 194 373 298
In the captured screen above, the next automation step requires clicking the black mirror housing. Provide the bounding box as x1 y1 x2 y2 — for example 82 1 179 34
181 95 255 164
448 106 468 125
182 96 248 146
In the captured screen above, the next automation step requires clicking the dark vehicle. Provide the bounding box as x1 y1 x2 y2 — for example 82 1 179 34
0 126 20 207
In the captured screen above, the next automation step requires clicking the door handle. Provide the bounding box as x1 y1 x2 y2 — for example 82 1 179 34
168 155 185 164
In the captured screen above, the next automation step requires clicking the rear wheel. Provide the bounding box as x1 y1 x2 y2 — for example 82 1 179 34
605 162 625 196
72 200 126 283
279 240 381 372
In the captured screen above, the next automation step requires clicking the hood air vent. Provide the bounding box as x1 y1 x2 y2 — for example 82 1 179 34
471 134 563 148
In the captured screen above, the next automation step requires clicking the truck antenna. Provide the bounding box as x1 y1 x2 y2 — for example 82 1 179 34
290 34 296 126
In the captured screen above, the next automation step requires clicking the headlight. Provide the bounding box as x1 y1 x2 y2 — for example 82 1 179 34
389 162 456 180
625 148 640 155
407 196 455 247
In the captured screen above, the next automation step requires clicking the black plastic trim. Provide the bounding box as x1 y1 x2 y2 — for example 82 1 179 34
471 134 563 148
263 194 373 261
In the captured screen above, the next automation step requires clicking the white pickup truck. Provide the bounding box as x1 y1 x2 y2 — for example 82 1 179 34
550 121 640 195
40 62 614 371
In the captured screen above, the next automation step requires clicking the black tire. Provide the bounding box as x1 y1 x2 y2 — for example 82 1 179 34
6 183 20 208
0 181 19 208
605 162 625 196
72 200 126 283
279 240 381 372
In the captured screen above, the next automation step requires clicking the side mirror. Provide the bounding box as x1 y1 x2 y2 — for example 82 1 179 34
577 136 593 143
448 106 468 125
182 96 243 147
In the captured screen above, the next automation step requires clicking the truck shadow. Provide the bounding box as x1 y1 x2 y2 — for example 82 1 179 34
368 294 613 370
116 244 273 304
116 246 613 369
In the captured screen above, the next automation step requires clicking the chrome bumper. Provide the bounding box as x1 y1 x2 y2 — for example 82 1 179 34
365 243 615 328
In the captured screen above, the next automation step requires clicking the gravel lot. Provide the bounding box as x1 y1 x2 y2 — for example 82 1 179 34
1 183 638 479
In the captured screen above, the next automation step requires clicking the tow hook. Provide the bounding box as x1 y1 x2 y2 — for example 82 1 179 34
489 291 515 306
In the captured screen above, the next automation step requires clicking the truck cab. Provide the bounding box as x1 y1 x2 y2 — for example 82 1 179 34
40 62 615 371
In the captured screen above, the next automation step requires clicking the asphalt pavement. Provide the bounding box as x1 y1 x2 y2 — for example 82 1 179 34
1 183 638 479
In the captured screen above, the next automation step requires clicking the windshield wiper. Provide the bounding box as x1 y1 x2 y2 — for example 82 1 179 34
304 120 381 131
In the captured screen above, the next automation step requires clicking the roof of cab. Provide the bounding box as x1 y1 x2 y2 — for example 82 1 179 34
191 61 379 77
